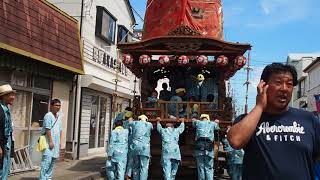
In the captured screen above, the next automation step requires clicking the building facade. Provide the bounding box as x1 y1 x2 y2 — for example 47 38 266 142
48 0 139 158
287 53 320 109
0 0 83 165
303 57 320 116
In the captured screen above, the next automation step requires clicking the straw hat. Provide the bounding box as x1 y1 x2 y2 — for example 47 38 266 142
175 88 186 94
200 114 210 121
138 115 148 121
0 84 16 97
124 111 133 118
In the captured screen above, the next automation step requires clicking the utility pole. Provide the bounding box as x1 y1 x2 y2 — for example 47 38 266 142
244 50 252 114
112 53 122 118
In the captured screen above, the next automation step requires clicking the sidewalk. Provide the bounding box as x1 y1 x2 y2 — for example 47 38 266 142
9 156 106 180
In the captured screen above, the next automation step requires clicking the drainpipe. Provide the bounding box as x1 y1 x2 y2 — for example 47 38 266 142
74 0 85 160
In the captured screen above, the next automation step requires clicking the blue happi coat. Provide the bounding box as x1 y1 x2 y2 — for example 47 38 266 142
106 127 129 180
157 122 185 163
0 103 13 180
129 120 153 157
193 119 219 180
221 138 244 180
129 120 153 180
107 127 129 162
192 120 219 157
222 138 244 165
39 112 62 180
168 95 184 117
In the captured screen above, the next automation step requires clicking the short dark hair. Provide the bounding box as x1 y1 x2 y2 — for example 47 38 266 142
207 94 215 102
162 83 168 89
125 107 132 111
114 120 123 127
260 63 298 86
50 99 61 105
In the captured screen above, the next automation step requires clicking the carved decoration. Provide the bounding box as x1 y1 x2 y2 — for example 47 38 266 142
168 25 201 36
165 42 202 52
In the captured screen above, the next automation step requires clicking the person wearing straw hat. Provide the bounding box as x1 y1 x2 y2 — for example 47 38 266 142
113 107 133 128
0 84 16 179
168 88 186 119
156 117 185 180
106 120 129 180
192 114 220 180
128 115 153 180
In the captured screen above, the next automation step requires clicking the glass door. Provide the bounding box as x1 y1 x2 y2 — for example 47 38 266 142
98 97 107 147
89 95 99 149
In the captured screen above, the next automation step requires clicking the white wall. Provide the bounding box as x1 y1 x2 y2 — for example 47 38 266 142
287 54 318 108
48 0 139 98
306 63 320 112
51 80 72 149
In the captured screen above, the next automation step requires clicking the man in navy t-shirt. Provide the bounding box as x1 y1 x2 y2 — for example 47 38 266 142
227 63 320 180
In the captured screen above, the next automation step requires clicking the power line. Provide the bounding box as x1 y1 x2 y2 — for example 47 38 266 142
129 0 144 22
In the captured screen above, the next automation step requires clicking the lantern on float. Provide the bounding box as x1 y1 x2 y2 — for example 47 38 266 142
234 56 247 68
122 54 133 65
196 55 208 65
216 55 228 66
139 55 151 64
178 55 189 65
159 55 170 65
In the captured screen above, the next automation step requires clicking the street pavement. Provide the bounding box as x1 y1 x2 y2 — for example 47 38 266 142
9 156 230 180
9 156 106 180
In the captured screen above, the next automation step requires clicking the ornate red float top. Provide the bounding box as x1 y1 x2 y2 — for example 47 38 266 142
142 0 223 40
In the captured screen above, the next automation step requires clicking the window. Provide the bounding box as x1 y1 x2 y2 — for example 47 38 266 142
31 94 50 127
117 25 129 43
297 79 306 99
11 71 32 87
95 6 117 44
34 76 51 90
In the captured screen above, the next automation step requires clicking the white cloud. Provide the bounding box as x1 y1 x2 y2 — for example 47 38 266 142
224 0 316 28
249 0 312 28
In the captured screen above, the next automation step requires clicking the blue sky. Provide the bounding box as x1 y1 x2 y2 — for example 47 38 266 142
130 0 320 114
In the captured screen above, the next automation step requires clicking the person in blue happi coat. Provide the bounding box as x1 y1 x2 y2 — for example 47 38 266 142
221 129 244 180
124 114 134 179
106 120 129 180
129 115 153 180
39 99 63 180
146 91 158 108
0 84 16 180
168 88 186 119
156 117 185 180
114 107 133 126
192 114 220 180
